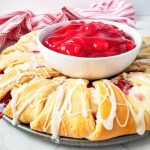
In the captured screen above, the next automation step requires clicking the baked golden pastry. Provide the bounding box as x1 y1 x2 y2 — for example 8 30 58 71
2 31 38 55
137 36 150 59
0 66 59 102
1 32 150 142
4 75 150 141
125 59 150 73
87 80 137 140
0 31 59 101
4 76 66 124
30 79 95 139
126 37 150 72
0 51 42 72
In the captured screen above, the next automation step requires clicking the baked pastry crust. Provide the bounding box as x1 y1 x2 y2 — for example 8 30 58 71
4 77 66 124
2 31 38 55
137 37 150 59
126 59 150 73
30 79 96 139
0 51 41 72
87 80 136 141
126 37 150 73
1 33 150 141
0 67 59 102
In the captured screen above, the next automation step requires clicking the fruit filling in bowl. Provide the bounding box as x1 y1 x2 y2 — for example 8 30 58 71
43 21 136 58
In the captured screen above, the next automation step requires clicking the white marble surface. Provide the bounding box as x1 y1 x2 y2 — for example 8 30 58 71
0 16 150 150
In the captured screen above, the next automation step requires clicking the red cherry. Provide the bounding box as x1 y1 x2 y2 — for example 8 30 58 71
93 39 109 51
44 35 63 43
106 37 125 48
65 30 77 38
83 38 109 54
104 49 121 56
1 92 12 106
80 22 98 35
0 112 3 119
70 37 86 47
125 41 135 50
92 112 97 122
113 78 133 94
43 35 64 48
49 41 62 52
0 70 4 74
60 41 85 57
0 92 12 119
32 50 40 54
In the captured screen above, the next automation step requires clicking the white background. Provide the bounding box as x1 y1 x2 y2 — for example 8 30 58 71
0 0 150 15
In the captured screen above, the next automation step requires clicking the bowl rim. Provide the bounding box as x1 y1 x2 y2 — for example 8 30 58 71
38 19 142 61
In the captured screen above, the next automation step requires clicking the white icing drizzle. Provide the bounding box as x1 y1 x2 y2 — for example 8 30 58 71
16 77 41 105
11 81 51 125
137 75 150 84
41 79 66 132
122 72 128 79
7 65 146 138
66 85 88 118
4 60 51 73
11 83 29 125
25 42 37 50
99 85 110 106
51 79 87 140
30 98 47 108
43 97 55 132
81 92 88 117
89 87 109 107
96 80 117 130
89 88 99 105
44 93 91 133
0 71 36 89
43 106 68 134
61 79 87 117
51 85 64 140
94 79 145 134
115 85 145 135
128 73 150 84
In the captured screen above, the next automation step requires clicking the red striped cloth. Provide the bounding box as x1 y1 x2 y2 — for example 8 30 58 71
0 0 135 48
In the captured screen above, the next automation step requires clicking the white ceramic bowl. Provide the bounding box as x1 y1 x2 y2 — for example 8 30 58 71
38 20 142 80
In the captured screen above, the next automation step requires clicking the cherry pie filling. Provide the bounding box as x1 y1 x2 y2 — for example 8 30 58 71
43 21 136 58
112 77 133 94
0 92 12 119
0 70 4 74
32 50 40 54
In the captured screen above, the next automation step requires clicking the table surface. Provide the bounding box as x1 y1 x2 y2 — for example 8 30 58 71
0 16 150 150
